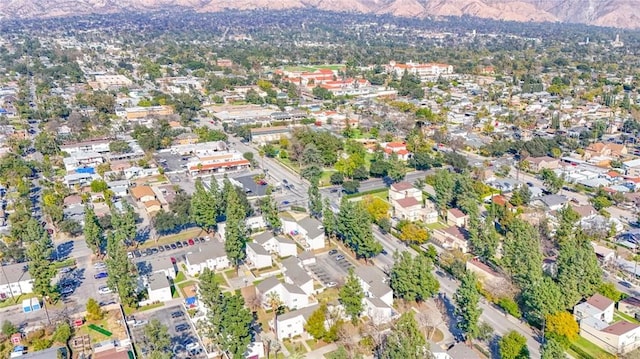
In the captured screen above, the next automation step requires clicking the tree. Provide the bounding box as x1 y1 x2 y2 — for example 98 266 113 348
379 312 430 359
83 206 103 255
390 252 439 302
330 172 344 185
144 319 171 353
342 180 360 194
502 219 543 288
339 269 364 323
545 311 579 347
108 140 132 154
556 231 602 308
34 132 59 155
105 232 137 307
27 223 57 302
111 203 137 245
59 219 82 237
261 192 281 233
397 221 429 244
541 337 567 359
454 272 482 342
386 157 406 183
52 322 72 345
200 269 253 359
336 199 382 260
432 170 455 217
540 169 563 194
499 331 529 359
2 320 18 336
225 186 248 269
521 277 565 325
362 195 390 224
597 282 623 302
323 198 337 239
308 182 323 219
190 178 217 232
90 179 108 193
86 298 104 320
305 304 328 340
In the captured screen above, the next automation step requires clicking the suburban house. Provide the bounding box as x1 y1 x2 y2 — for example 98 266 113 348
533 194 569 211
272 304 319 340
447 208 469 228
253 231 297 258
282 217 325 251
432 342 482 359
173 132 199 145
246 242 273 269
619 297 640 317
0 263 33 299
354 267 395 325
574 294 640 354
465 258 508 289
526 156 560 172
130 186 157 203
146 272 172 303
432 226 470 253
281 257 314 295
389 182 438 223
250 126 291 145
135 257 176 280
184 241 230 276
256 277 312 311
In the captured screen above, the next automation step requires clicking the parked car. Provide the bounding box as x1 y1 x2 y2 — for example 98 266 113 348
175 324 189 332
133 250 142 258
164 244 172 251
146 248 153 256
171 311 184 318
150 248 159 254
328 249 338 256
158 246 165 252
188 239 195 246
60 287 74 295
133 320 148 327
176 241 183 248
170 243 177 249
335 255 345 261
182 241 189 247
127 252 134 259
98 286 112 294
94 272 108 279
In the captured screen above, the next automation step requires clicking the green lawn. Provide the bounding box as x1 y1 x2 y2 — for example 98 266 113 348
614 310 640 324
318 170 336 187
425 221 448 230
570 336 616 359
0 293 38 309
174 271 187 283
138 302 164 312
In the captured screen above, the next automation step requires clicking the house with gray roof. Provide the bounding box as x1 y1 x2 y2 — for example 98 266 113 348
184 240 229 276
354 266 395 324
253 231 297 258
0 263 33 299
281 257 313 295
246 242 272 269
136 256 176 279
255 276 312 311
282 216 325 250
273 304 320 340
533 194 568 211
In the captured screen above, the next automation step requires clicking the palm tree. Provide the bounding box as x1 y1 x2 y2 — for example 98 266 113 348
266 292 284 335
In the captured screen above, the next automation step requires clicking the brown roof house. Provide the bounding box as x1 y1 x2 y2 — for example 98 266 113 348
619 297 640 317
446 208 469 228
526 156 560 172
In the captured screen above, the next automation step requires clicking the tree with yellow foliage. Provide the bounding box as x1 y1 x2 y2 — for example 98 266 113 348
362 195 390 224
397 220 429 244
545 311 579 347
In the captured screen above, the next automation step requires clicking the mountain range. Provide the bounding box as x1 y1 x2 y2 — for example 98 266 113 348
0 0 639 29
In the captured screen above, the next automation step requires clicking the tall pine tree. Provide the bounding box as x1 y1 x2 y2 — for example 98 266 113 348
454 272 482 342
225 185 247 269
83 205 103 255
190 178 218 233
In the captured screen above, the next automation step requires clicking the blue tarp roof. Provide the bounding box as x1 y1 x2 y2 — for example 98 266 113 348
76 167 95 174
185 297 197 305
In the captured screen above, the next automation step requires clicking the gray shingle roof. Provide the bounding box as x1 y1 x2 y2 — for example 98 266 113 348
0 263 31 285
185 240 226 265
282 257 312 287
298 217 324 238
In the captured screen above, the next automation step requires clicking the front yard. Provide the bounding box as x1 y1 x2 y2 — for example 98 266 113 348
569 336 616 359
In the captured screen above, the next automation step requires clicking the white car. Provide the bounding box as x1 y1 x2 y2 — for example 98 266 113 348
98 286 112 294
94 262 107 269
185 343 200 351
133 320 148 327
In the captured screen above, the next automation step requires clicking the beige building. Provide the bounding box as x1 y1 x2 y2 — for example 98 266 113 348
526 156 560 172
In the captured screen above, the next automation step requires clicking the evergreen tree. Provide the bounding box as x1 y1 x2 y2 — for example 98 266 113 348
27 225 57 302
379 312 431 359
308 182 323 219
390 252 439 302
199 269 252 359
339 269 364 323
323 198 337 239
503 219 543 288
541 337 566 359
499 331 529 359
521 277 565 324
557 231 602 308
432 169 455 217
144 319 172 354
336 199 382 259
260 192 281 233
105 232 137 307
190 178 217 232
83 205 103 255
454 272 482 342
225 186 247 269
112 202 137 245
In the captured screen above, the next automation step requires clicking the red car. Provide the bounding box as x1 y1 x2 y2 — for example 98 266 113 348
170 257 176 264
188 239 195 246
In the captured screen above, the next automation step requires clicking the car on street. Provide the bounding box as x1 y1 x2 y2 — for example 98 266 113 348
326 281 337 288
329 188 338 193
127 252 134 259
175 324 190 332
94 272 108 279
148 248 156 255
171 311 184 318
328 249 338 256
620 281 633 288
281 201 290 205
98 286 112 294
380 249 388 255
335 255 345 261
170 257 177 264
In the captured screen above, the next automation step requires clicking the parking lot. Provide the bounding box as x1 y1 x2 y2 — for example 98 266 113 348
308 249 355 287
128 305 206 359
129 236 210 262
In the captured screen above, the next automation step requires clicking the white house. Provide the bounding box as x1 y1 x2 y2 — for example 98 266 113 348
246 242 272 269
282 217 325 250
147 272 172 303
254 231 297 258
282 257 314 295
136 257 176 280
184 241 230 276
255 277 311 310
574 293 615 324
354 267 395 324
0 263 33 299
272 304 319 340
